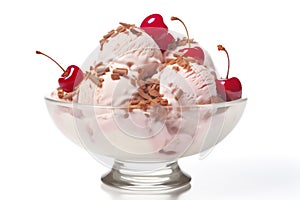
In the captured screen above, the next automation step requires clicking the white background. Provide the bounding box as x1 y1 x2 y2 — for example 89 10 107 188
1 0 300 199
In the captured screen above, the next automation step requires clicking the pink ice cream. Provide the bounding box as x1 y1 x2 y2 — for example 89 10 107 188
50 21 223 158
158 56 219 106
76 23 163 107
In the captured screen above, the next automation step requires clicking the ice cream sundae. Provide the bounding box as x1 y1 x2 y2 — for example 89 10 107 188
40 14 246 191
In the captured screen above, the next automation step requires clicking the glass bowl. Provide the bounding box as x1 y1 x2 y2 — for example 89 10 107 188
45 96 247 192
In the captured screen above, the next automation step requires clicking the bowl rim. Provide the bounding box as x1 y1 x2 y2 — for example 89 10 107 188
45 96 247 109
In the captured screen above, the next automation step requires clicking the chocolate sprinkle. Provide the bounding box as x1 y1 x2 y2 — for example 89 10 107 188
129 78 168 111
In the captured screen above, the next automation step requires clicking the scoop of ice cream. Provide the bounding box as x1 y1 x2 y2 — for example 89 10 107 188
76 23 166 106
158 55 219 105
77 63 139 106
82 23 163 80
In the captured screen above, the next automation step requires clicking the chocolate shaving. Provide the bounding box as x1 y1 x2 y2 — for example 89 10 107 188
83 72 91 80
100 23 135 51
95 61 103 68
57 87 64 99
113 68 128 76
111 73 120 80
99 38 108 50
56 87 76 101
130 99 140 105
149 89 160 97
130 28 139 34
172 66 179 72
126 62 134 67
116 25 124 32
96 67 110 77
130 28 142 36
160 99 168 106
88 74 103 87
118 26 126 33
173 52 183 57
130 78 137 87
174 89 183 100
160 55 194 73
158 63 168 71
129 79 169 112
103 30 115 39
111 31 119 38
119 22 134 29
145 78 159 84
159 149 177 155
138 88 152 100
169 59 177 65
63 90 77 100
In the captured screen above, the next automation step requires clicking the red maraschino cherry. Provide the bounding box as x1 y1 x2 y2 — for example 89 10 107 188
171 16 204 64
140 14 174 52
141 14 168 41
155 33 175 52
216 45 242 101
36 51 84 92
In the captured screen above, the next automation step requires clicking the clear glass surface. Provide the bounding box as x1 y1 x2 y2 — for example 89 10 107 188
44 25 246 192
45 96 247 192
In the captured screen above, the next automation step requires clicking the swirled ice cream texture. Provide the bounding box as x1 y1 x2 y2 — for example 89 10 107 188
77 25 164 106
158 57 218 106
97 24 163 79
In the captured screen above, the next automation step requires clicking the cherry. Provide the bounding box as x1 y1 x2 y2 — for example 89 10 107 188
178 46 204 64
155 33 175 52
58 65 84 93
171 16 204 64
216 45 242 101
140 14 174 52
140 14 168 41
36 51 84 93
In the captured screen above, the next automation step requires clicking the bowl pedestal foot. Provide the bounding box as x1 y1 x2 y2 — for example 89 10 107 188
101 160 191 192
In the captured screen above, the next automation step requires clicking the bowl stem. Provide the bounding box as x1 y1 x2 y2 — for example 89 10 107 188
101 160 191 192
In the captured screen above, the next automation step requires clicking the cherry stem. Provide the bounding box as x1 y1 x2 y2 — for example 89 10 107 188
36 51 66 73
217 45 230 79
171 16 190 48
